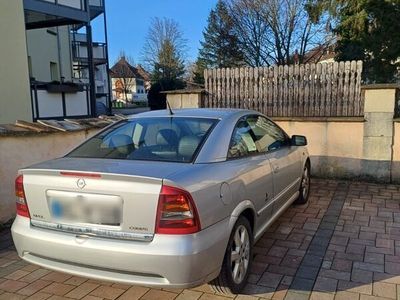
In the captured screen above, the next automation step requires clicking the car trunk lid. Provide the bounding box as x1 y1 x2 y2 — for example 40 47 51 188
21 158 191 241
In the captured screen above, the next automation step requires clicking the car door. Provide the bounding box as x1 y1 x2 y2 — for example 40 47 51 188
226 116 275 228
246 115 302 213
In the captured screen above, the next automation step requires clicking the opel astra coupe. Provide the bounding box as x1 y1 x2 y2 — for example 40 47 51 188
11 108 310 294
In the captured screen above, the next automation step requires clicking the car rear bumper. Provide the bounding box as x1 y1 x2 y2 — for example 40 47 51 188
11 216 229 288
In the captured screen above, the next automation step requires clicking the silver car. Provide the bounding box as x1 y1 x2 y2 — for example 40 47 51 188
11 108 310 294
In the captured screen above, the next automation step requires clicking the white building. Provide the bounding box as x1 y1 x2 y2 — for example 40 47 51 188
110 58 149 104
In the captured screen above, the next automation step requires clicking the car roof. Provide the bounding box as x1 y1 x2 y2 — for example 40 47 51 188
128 108 256 120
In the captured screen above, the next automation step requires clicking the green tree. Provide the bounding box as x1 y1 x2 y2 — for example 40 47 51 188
142 18 187 109
192 58 207 85
328 0 400 83
151 40 185 82
198 0 244 72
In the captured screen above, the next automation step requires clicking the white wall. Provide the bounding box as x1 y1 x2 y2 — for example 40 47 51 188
0 0 32 123
0 129 99 223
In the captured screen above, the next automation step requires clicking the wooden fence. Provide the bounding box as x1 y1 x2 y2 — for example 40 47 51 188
203 60 364 117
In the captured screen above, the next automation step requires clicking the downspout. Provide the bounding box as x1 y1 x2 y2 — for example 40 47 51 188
56 26 63 82
102 0 112 114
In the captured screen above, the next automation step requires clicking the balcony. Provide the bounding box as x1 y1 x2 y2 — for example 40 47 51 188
72 39 107 65
23 0 105 29
24 0 88 29
30 81 91 120
42 0 85 10
88 0 105 19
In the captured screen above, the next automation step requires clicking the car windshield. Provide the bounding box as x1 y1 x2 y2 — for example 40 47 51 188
67 117 218 163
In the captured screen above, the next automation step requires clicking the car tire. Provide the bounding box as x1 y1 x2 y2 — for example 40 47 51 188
210 216 253 294
294 161 310 205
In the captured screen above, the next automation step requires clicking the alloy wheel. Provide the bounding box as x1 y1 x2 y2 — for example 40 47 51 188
230 224 250 284
302 166 310 199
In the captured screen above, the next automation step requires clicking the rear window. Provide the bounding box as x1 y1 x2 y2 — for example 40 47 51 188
67 117 218 163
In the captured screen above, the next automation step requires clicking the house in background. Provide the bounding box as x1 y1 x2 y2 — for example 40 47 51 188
293 44 336 64
110 57 149 104
0 0 111 124
136 64 152 92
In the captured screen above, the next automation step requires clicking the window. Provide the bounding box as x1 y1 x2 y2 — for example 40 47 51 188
67 117 218 163
50 62 59 81
228 115 289 159
228 118 258 158
246 116 289 152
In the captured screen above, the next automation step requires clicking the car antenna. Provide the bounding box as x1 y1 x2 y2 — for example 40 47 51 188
166 99 174 115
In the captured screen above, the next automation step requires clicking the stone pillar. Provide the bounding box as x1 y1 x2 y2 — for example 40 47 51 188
361 84 398 182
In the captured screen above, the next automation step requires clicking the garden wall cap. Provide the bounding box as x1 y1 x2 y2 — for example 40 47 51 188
361 83 400 90
0 115 122 137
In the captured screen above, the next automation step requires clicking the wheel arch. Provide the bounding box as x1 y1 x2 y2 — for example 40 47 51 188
305 157 311 169
228 200 257 234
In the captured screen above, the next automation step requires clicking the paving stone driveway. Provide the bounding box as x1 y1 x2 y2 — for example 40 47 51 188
1 179 400 300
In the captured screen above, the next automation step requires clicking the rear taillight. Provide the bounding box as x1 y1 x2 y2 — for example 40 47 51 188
15 175 30 218
155 185 200 234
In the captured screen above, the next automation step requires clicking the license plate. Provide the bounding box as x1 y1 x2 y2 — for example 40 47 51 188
47 191 122 226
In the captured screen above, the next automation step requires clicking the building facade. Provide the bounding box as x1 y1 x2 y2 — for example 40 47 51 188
0 0 111 124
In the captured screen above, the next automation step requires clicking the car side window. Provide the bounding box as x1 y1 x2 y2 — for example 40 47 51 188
228 118 258 158
246 115 289 153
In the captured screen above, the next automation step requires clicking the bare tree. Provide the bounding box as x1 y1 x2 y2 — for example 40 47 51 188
225 0 332 66
225 0 272 66
142 17 187 76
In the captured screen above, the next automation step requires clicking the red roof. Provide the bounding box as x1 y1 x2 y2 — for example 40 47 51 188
109 57 144 79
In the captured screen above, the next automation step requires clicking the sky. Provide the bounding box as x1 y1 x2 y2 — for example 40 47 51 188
92 0 218 67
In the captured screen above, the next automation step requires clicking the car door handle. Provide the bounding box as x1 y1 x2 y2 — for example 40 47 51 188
273 165 280 173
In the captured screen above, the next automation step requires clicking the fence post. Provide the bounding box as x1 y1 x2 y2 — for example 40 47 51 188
361 84 399 182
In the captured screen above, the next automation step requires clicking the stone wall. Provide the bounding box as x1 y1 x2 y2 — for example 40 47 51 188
274 119 366 180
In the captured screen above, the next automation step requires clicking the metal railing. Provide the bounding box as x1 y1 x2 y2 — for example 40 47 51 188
30 81 91 120
41 0 85 11
34 0 104 11
89 0 104 7
71 40 107 61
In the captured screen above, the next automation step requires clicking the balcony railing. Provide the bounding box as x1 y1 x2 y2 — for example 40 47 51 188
30 81 91 120
24 0 90 28
41 0 85 10
89 0 104 8
39 0 106 11
72 40 107 63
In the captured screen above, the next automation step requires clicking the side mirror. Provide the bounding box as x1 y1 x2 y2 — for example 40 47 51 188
291 135 307 146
